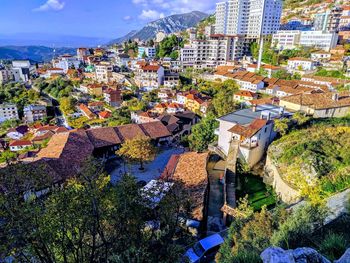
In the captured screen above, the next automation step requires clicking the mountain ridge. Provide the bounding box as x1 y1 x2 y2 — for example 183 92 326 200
109 11 209 44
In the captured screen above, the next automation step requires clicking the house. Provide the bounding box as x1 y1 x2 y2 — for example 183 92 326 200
158 88 176 103
233 91 258 103
138 46 156 59
311 51 332 61
247 64 281 78
7 125 29 140
161 152 209 223
301 74 350 89
103 88 122 107
79 83 104 96
185 93 211 114
23 105 47 123
79 104 96 119
214 104 291 167
0 103 19 123
32 125 68 143
287 57 316 72
88 101 104 111
279 92 350 118
9 140 32 152
131 111 159 124
135 65 165 91
99 111 112 119
230 71 265 92
167 103 184 114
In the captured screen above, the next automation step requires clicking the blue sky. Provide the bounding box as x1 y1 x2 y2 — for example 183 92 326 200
0 0 215 39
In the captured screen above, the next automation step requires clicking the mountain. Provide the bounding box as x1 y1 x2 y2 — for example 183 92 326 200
0 33 109 48
0 46 76 62
110 11 209 44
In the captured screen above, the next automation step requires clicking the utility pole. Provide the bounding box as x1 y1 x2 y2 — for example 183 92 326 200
257 0 267 71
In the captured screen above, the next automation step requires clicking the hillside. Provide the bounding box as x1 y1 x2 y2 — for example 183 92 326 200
110 11 208 44
268 119 350 199
0 46 76 62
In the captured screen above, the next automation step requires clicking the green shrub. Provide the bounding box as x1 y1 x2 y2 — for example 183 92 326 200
319 232 347 261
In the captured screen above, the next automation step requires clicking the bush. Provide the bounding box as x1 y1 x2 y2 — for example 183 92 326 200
319 232 347 261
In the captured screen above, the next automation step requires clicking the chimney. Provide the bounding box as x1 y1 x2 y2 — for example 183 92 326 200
332 93 339 101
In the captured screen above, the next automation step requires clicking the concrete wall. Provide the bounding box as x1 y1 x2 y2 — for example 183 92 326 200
264 155 301 204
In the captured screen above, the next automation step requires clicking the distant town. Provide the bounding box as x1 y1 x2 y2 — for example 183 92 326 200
1 0 350 262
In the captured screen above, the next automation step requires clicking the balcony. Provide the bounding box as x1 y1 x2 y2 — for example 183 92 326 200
240 141 258 150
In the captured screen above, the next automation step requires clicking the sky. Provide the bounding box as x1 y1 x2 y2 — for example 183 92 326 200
0 0 215 39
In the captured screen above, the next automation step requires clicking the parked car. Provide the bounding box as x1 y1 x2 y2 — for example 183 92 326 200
183 233 224 263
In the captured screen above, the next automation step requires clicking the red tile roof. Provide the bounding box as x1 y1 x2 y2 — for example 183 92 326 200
10 140 32 147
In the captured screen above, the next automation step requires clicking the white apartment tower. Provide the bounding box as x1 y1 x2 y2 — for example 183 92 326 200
215 0 283 37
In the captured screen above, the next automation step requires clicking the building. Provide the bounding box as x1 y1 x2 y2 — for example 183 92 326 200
215 0 282 37
103 88 122 107
12 60 33 82
272 30 338 51
164 72 180 88
313 12 330 31
299 31 338 51
0 103 19 123
214 104 291 167
9 140 32 152
280 92 350 118
53 54 80 73
162 152 209 223
79 104 96 119
115 54 130 67
95 62 113 83
233 90 258 103
134 65 165 90
180 35 247 68
23 105 47 123
0 67 12 84
271 30 301 50
287 57 316 71
247 64 281 78
138 46 156 59
7 125 29 140
311 51 332 61
77 48 88 60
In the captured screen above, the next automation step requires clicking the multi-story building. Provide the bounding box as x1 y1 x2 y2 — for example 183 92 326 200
215 0 282 37
134 65 165 90
12 60 33 82
327 6 342 33
53 54 81 73
138 46 156 59
0 67 13 85
299 31 338 51
313 12 330 31
271 30 301 50
103 88 122 107
77 48 88 60
0 103 19 123
213 104 291 167
287 57 316 72
95 62 113 83
180 35 246 68
164 72 180 88
23 105 47 123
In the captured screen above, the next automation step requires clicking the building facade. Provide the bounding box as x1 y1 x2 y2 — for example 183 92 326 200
0 103 19 123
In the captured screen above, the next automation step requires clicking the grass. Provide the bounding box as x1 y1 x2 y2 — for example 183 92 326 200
236 173 277 211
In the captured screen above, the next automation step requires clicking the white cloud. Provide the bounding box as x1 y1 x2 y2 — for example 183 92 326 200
33 0 65 12
132 0 214 16
139 9 165 20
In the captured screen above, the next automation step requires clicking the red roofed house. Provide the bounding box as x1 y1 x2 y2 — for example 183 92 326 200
234 90 258 103
247 64 281 78
135 64 165 91
99 111 112 119
79 104 96 119
9 140 32 151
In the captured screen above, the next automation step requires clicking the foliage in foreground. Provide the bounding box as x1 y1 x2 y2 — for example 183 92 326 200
269 122 350 202
0 160 192 262
217 200 328 263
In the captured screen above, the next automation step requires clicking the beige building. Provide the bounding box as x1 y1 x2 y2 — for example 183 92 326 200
280 92 350 118
95 62 113 83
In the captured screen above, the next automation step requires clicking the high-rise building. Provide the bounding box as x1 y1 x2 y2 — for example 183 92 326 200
215 0 283 38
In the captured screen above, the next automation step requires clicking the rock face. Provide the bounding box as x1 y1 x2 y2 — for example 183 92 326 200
261 247 331 263
109 11 209 43
335 248 350 263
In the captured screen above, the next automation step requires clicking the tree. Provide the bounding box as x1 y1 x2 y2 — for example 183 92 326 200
0 150 17 165
0 159 190 262
292 111 310 126
274 118 290 136
188 114 218 152
59 96 76 115
117 136 157 170
210 80 240 117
